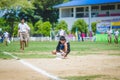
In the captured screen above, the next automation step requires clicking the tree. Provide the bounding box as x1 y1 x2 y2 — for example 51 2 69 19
0 0 34 9
92 22 97 33
55 20 68 32
41 21 52 36
34 20 52 36
71 19 88 34
0 18 6 31
0 18 11 33
34 20 43 35
27 22 34 36
0 0 34 36
33 0 69 23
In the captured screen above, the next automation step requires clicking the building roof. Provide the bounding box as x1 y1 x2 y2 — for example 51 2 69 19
54 0 120 8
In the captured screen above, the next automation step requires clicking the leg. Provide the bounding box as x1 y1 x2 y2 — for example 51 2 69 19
20 33 24 50
115 36 118 44
20 40 22 50
4 38 7 46
110 37 112 44
108 36 111 44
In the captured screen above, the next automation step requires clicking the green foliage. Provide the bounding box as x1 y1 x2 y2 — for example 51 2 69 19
0 18 6 31
42 21 52 36
0 0 70 36
27 22 34 36
34 20 52 36
92 22 97 33
63 0 70 2
1 0 34 35
0 0 34 9
34 20 43 34
33 0 68 23
0 0 16 9
71 19 88 33
55 20 68 32
0 18 10 32
13 22 19 37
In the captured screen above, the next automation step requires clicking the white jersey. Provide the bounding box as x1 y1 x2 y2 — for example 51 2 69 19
107 29 112 35
18 23 30 33
4 32 9 38
59 29 65 36
114 31 119 36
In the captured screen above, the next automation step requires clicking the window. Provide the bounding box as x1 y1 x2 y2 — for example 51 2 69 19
85 7 88 11
76 13 84 18
76 7 84 12
92 6 99 10
118 4 120 9
61 8 73 17
76 7 84 18
101 5 115 10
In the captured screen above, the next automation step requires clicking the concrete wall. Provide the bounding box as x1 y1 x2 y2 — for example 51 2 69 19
59 16 120 30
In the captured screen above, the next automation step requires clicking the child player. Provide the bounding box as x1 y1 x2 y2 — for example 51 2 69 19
52 36 70 59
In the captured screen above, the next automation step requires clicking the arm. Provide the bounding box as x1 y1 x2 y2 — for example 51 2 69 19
64 42 68 53
56 41 60 52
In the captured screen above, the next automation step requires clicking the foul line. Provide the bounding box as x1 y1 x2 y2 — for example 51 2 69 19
3 52 61 80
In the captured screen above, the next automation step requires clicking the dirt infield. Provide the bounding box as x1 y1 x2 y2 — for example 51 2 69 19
0 54 120 80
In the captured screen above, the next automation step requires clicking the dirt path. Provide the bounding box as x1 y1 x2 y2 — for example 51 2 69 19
27 55 120 79
0 59 50 80
0 54 120 80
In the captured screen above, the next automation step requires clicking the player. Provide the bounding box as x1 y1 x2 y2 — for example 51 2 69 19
107 28 112 44
52 36 70 59
114 29 119 44
3 31 9 46
18 18 30 50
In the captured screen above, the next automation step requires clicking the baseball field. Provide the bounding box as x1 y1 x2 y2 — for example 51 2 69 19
0 41 120 80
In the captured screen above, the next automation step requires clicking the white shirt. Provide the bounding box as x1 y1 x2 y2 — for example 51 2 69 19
18 23 30 32
59 29 65 36
114 31 119 36
107 29 112 35
4 32 9 38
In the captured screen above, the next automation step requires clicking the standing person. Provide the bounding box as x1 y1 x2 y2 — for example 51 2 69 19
114 29 119 44
52 36 70 59
78 32 81 42
58 28 66 37
107 28 112 44
18 18 30 50
3 31 9 46
81 32 85 42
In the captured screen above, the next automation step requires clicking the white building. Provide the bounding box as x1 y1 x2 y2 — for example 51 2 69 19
54 0 120 30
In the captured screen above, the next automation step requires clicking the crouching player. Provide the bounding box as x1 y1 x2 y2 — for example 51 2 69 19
52 36 70 59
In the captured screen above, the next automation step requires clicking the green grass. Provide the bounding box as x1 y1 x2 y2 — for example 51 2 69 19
109 53 120 56
0 41 120 59
13 53 54 59
63 75 103 80
63 75 120 80
0 52 12 59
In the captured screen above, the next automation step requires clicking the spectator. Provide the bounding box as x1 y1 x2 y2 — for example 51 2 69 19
3 31 10 46
114 29 119 44
107 28 112 44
